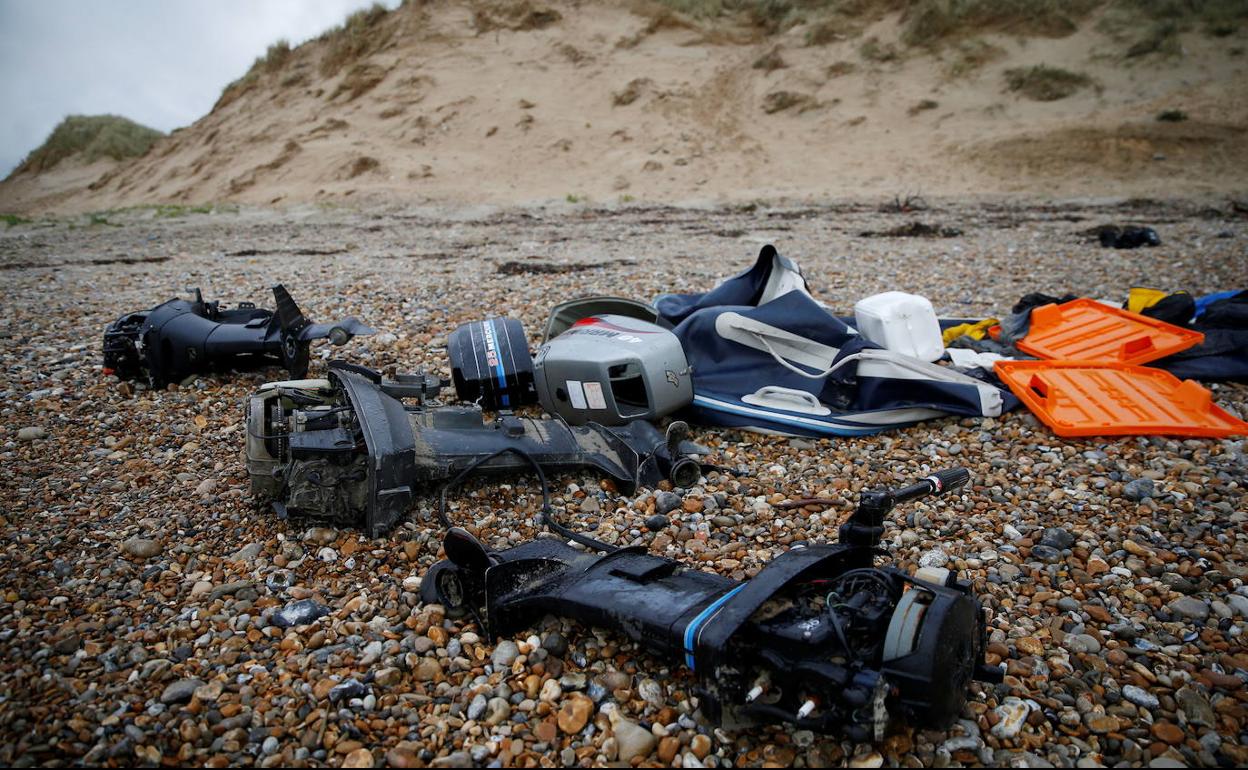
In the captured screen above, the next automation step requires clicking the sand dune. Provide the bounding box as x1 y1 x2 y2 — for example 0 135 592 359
3 0 1246 213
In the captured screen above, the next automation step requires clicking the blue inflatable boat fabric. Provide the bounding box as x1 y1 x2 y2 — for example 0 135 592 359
656 247 1020 437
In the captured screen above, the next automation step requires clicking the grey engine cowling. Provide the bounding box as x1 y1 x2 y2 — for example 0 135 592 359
533 315 692 425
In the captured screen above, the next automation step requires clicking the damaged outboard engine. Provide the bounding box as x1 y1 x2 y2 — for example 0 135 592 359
103 285 373 387
246 362 705 536
424 468 1001 736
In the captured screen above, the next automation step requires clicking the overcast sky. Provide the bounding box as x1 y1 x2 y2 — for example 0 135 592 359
0 0 400 177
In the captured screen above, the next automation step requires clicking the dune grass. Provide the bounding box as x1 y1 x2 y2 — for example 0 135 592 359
901 0 1099 46
13 115 163 176
1111 0 1248 35
259 40 294 73
214 40 298 110
1005 64 1093 100
652 0 1097 40
1102 0 1248 56
195 0 1248 121
320 3 393 76
653 0 1247 48
860 36 900 61
216 2 392 111
945 38 1006 77
656 0 808 33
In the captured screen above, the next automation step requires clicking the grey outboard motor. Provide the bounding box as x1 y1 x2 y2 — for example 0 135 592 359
424 468 1001 737
103 285 373 388
533 315 693 426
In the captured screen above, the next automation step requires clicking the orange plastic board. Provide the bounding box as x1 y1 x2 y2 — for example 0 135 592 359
994 360 1248 438
1017 299 1203 365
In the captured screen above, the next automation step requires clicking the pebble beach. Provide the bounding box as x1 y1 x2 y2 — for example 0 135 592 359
1 199 1246 768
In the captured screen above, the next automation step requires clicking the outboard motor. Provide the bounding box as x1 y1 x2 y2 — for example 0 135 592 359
245 362 706 536
424 468 1001 737
103 285 372 387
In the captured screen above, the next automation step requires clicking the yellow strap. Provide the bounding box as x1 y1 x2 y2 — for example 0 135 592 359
942 318 999 346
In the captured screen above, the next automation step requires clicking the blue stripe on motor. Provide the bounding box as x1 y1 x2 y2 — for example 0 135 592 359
491 319 507 393
682 584 747 670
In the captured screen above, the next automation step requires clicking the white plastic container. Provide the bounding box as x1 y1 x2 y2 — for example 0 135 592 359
853 291 944 362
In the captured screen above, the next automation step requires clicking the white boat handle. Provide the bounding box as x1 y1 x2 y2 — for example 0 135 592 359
741 386 831 415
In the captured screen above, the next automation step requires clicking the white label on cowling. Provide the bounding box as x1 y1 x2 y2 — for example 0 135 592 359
567 380 587 410
583 381 607 410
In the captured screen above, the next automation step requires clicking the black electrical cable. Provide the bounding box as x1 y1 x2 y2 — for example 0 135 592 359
247 425 287 442
284 390 329 407
830 569 900 601
824 604 854 659
436 446 618 553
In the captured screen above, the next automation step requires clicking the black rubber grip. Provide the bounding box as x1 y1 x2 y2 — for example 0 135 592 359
925 468 970 495
889 468 972 504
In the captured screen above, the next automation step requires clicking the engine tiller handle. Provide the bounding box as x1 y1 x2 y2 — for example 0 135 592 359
893 467 970 504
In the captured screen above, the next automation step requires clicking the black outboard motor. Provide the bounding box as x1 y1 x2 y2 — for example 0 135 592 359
424 469 1001 737
103 285 373 387
246 362 707 536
